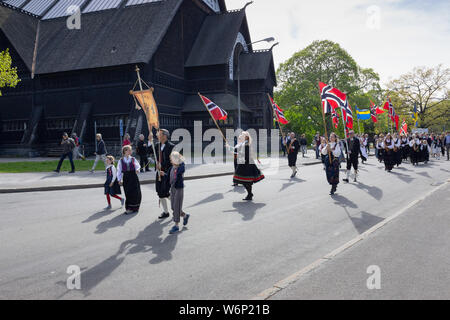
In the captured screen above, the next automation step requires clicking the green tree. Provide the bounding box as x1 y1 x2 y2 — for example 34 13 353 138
387 64 450 127
0 49 20 96
275 40 381 139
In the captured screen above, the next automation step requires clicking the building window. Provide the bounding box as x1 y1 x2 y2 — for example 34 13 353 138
46 119 75 130
2 120 27 132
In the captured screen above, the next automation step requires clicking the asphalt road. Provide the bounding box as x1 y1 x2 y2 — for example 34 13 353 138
0 157 449 299
270 182 450 300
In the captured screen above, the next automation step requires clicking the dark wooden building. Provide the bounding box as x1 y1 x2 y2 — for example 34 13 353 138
0 0 277 156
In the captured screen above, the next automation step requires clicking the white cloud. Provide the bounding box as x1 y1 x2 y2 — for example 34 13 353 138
226 0 450 85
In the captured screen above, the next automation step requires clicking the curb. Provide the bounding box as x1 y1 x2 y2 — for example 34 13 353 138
0 154 379 194
0 160 324 194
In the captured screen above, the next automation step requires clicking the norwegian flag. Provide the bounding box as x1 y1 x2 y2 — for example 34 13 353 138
269 96 289 125
370 101 378 123
319 82 347 114
384 98 399 130
199 94 228 121
391 108 400 131
331 105 339 129
342 99 353 130
383 98 393 111
400 119 408 135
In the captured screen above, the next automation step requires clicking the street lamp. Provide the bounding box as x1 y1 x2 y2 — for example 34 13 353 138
237 37 276 130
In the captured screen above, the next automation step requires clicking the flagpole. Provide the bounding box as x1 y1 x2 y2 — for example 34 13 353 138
320 104 332 165
357 110 361 135
198 93 228 144
267 94 288 155
135 65 160 180
339 106 350 159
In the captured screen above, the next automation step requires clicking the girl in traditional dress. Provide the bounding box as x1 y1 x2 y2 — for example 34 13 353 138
431 136 442 160
376 134 385 163
322 133 341 195
104 156 124 210
117 145 142 215
319 137 328 169
359 135 368 164
168 151 189 235
393 133 402 167
230 132 264 201
409 134 421 166
420 139 430 164
400 134 409 162
382 134 395 172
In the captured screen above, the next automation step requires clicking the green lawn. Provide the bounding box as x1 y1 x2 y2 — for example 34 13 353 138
0 160 105 173
0 159 156 173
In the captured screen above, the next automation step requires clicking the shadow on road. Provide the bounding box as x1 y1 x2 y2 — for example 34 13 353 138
62 219 177 297
279 177 306 192
224 202 266 221
349 211 384 234
416 171 432 179
390 171 415 183
187 193 224 209
82 209 119 224
94 213 138 234
355 182 383 201
331 194 358 209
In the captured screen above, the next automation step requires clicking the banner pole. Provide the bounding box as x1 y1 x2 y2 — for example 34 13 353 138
135 65 160 180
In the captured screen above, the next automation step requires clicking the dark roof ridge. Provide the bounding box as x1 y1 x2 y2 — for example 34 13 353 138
0 1 39 19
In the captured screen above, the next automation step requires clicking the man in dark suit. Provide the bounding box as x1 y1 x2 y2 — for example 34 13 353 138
136 134 150 173
155 129 175 220
343 130 363 183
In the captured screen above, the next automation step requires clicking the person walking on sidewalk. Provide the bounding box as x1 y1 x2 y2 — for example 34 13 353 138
71 133 85 160
445 132 450 161
122 133 132 148
104 156 124 210
54 132 76 174
168 151 190 235
90 134 107 173
299 134 308 158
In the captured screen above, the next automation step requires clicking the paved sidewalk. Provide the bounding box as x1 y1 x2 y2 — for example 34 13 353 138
0 152 322 193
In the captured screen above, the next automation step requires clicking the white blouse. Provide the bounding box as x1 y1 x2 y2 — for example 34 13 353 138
382 139 394 149
117 156 141 181
321 142 341 157
106 164 117 182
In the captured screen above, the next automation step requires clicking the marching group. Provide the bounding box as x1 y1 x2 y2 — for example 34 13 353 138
51 128 450 234
281 130 450 196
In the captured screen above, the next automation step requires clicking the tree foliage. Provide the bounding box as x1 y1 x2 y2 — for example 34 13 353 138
386 64 450 127
275 40 382 141
0 49 20 96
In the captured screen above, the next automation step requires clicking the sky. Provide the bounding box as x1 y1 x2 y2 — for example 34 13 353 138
226 0 450 86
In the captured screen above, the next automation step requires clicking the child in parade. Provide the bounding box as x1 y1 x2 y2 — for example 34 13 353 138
382 134 395 172
322 133 341 195
168 151 190 235
117 145 142 215
104 156 124 210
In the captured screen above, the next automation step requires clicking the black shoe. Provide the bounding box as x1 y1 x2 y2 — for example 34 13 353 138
159 212 170 219
343 179 349 183
69 171 75 174
53 170 60 173
243 194 253 201
330 185 337 195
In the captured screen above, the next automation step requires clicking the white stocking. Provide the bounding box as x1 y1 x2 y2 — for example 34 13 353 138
161 198 169 213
